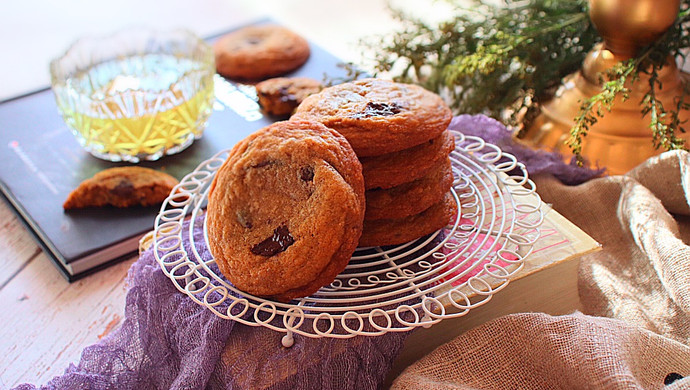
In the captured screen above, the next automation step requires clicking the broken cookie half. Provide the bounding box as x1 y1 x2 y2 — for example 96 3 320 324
63 166 179 209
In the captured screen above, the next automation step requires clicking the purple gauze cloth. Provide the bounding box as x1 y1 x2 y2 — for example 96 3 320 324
449 114 603 185
15 213 409 390
14 114 600 390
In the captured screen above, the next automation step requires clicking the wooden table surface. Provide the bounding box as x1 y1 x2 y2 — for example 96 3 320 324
0 1 428 387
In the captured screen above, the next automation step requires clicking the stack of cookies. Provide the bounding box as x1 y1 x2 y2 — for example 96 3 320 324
292 78 457 247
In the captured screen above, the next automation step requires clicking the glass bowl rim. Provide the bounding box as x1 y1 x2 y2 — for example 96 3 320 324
49 27 214 87
49 27 215 104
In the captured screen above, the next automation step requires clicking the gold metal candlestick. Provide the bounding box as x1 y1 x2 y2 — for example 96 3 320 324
521 0 688 175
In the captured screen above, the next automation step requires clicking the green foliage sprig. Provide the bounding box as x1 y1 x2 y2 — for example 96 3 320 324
364 0 690 162
365 0 599 127
567 61 634 163
566 5 690 163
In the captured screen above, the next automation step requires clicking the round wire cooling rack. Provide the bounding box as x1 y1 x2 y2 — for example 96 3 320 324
153 130 544 347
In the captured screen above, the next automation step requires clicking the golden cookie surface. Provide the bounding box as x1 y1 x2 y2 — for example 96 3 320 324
359 191 457 247
256 77 322 116
365 157 454 221
292 78 452 157
206 120 365 302
214 25 310 80
361 130 455 190
63 166 178 209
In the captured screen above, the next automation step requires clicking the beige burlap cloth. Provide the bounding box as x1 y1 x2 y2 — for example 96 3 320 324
392 151 690 389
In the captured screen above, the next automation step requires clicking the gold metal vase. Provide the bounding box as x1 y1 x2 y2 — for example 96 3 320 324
520 0 688 175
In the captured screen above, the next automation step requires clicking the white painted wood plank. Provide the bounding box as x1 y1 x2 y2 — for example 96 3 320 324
0 251 135 389
0 203 43 289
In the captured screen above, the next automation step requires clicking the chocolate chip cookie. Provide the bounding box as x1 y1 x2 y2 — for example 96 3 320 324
365 157 453 221
255 77 323 116
214 25 310 80
291 78 452 157
361 130 455 190
206 120 365 302
359 191 458 247
63 166 178 209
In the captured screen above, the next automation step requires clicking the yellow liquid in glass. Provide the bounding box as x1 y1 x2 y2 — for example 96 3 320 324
55 54 214 162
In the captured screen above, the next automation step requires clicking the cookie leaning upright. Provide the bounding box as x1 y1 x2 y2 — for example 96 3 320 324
292 78 452 157
206 120 365 302
214 25 310 80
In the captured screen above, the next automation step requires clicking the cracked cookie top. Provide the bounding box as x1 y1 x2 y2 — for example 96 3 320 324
292 78 452 157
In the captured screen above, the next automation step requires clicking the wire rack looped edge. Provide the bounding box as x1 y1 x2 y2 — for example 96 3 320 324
153 131 544 344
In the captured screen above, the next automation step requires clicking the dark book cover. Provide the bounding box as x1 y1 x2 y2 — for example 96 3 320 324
0 20 350 280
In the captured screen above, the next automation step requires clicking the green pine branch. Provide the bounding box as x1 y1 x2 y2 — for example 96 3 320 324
566 61 634 166
567 4 690 164
364 0 598 128
363 0 690 164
